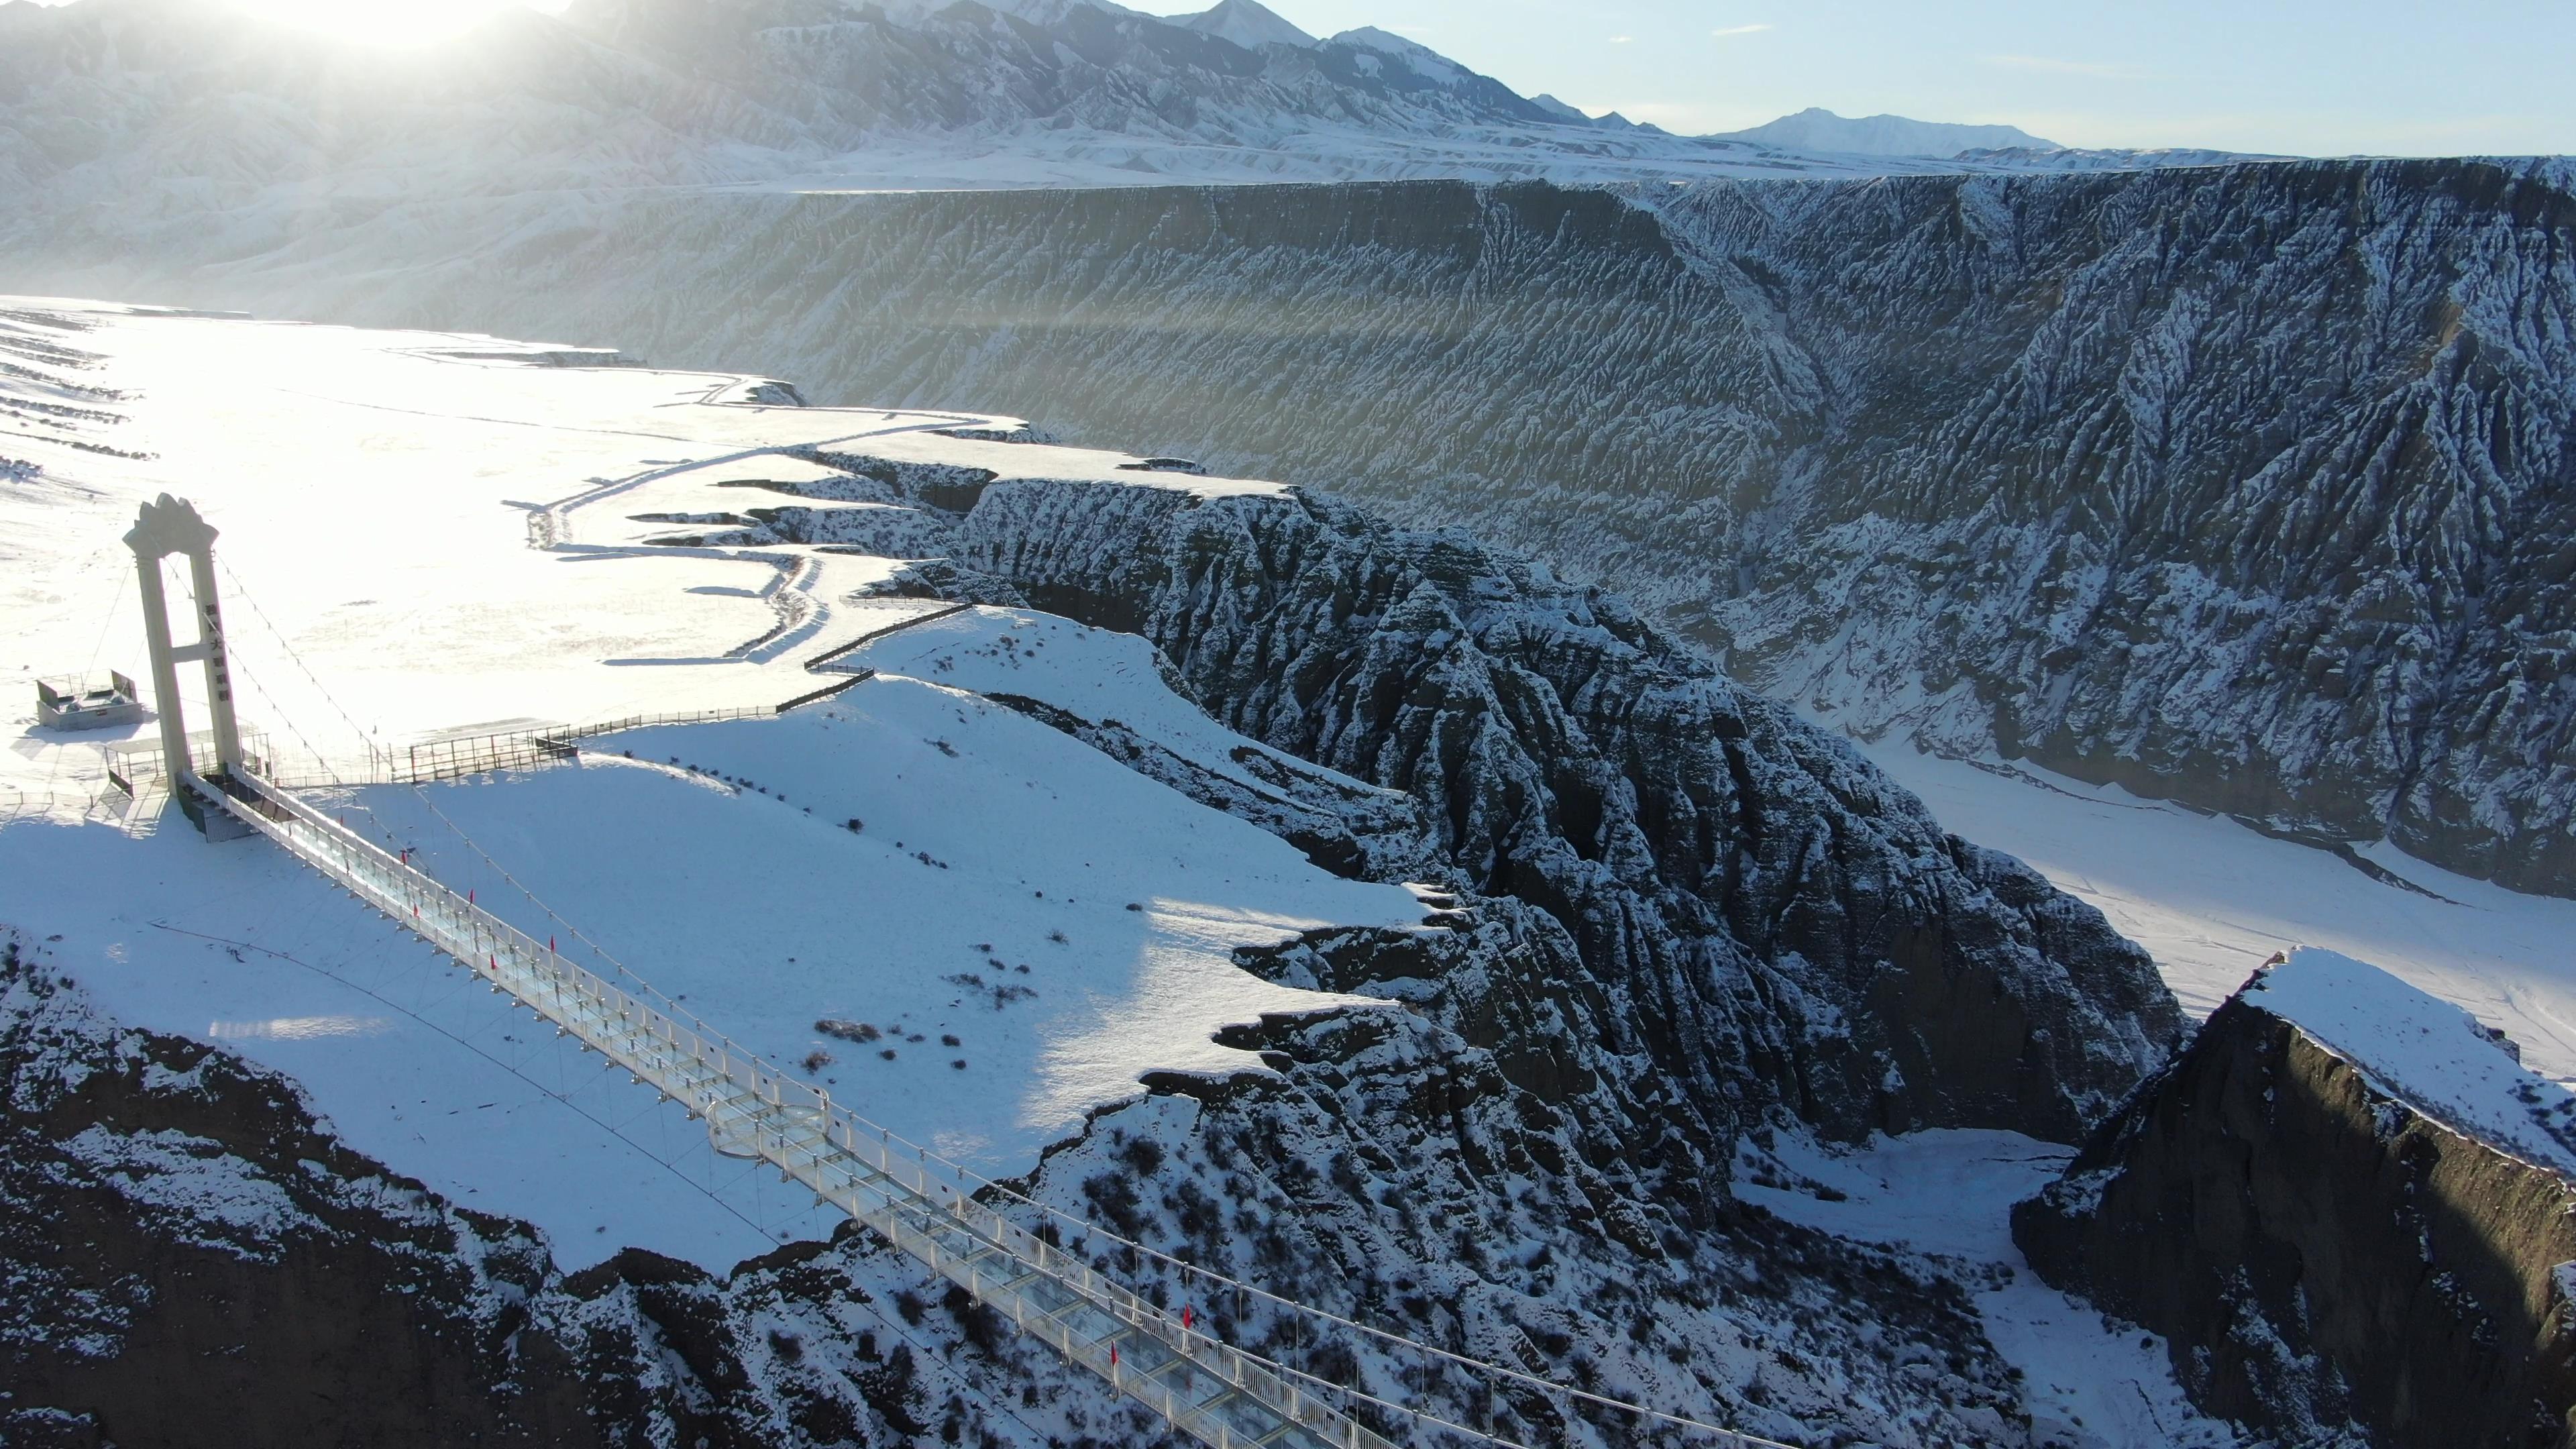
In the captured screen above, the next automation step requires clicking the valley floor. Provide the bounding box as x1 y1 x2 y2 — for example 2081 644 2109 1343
1858 739 2576 1082
1739 1130 2241 1449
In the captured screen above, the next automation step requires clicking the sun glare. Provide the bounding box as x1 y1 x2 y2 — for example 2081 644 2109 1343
213 0 538 46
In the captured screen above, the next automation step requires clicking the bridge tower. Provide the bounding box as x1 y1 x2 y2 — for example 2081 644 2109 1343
125 494 246 833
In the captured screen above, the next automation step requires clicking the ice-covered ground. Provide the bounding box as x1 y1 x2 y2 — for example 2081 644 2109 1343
1739 1131 2244 1449
0 299 1426 1268
1857 742 2576 1084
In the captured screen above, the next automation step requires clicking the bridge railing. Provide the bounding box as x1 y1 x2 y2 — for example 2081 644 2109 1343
396 706 792 785
109 704 820 795
205 771 1404 1449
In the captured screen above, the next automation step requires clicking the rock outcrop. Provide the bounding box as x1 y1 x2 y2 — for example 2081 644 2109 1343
2016 949 2576 1447
0 932 600 1447
827 462 2188 1147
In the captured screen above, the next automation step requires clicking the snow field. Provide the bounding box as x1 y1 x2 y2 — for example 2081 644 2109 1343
827 603 1376 806
324 682 1427 1175
0 300 1430 1271
0 301 1297 805
1 669 1431 1267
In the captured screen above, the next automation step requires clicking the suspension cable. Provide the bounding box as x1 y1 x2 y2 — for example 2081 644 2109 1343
374 760 1801 1449
216 558 388 778
203 568 1801 1448
228 652 347 790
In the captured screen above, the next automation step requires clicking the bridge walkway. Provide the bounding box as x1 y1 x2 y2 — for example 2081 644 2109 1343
200 768 1401 1449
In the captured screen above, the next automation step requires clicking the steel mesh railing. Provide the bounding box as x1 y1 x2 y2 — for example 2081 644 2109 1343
204 769 1403 1449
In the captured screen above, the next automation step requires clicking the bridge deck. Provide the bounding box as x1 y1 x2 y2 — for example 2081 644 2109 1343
201 769 1402 1449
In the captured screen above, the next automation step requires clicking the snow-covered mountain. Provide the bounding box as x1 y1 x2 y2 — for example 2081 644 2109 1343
0 0 2232 204
1717 106 2062 156
1176 0 1316 50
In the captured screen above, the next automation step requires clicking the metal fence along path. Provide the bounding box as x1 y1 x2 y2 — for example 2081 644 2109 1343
201 768 1409 1449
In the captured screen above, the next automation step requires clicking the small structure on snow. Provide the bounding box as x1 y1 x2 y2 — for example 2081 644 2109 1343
34 671 146 732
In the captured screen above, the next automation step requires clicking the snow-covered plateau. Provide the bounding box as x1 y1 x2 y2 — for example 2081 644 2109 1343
0 299 2265 1445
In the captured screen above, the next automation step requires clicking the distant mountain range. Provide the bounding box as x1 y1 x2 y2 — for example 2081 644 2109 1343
0 0 2261 204
1714 106 2063 156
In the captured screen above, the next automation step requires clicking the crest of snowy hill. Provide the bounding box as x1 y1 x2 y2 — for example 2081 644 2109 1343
0 0 2246 203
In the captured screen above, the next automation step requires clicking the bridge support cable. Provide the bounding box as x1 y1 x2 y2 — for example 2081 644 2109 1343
204 765 1804 1449
203 770 1421 1449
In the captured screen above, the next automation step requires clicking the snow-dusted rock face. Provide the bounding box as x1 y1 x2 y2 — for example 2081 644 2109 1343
2015 949 2576 1446
219 164 2570 898
814 468 2184 1147
1654 163 2576 902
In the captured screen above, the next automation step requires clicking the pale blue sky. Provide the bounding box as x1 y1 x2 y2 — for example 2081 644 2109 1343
1188 0 2576 156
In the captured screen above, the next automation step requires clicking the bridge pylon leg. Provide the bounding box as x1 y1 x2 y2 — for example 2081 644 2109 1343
124 493 247 837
